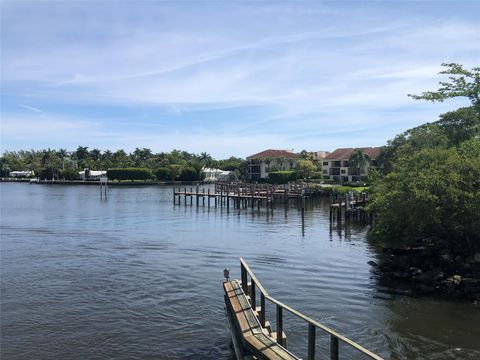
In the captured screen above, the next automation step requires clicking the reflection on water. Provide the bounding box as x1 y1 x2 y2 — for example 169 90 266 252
1 183 479 359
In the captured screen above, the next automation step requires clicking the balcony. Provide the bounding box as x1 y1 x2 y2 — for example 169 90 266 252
329 167 340 175
348 167 367 175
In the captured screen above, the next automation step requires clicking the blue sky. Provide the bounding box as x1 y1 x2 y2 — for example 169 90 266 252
1 1 479 158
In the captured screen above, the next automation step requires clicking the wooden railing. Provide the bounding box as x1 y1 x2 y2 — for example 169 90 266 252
239 258 383 360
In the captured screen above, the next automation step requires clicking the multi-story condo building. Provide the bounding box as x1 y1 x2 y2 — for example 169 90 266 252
322 147 382 182
246 149 299 180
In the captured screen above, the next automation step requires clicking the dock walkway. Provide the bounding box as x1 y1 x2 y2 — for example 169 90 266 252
224 258 383 360
224 280 299 360
173 181 319 212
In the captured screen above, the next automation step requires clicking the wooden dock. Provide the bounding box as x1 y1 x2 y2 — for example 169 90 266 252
174 181 371 225
224 258 383 360
329 191 371 224
173 181 317 212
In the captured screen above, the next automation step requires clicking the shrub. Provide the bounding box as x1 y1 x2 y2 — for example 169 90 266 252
268 171 297 184
168 164 183 180
61 168 81 180
342 181 368 187
107 168 154 181
178 167 199 181
296 159 316 179
38 168 54 180
368 142 480 254
155 167 170 181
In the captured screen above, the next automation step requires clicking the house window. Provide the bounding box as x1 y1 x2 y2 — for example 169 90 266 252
323 161 329 166
341 169 346 174
323 170 328 174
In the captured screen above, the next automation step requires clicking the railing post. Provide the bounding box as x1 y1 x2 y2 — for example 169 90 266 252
251 279 256 308
241 263 247 293
330 335 339 360
308 324 316 360
260 293 266 327
276 304 283 346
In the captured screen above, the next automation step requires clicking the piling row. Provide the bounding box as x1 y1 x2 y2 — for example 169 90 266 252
173 181 371 225
329 191 372 224
172 181 321 214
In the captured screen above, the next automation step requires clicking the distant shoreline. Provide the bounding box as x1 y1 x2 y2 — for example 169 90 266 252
0 178 210 186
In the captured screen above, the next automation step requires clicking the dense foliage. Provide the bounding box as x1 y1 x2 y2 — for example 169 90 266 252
268 171 297 184
106 168 154 181
369 63 480 255
0 148 247 181
296 159 317 179
369 141 480 253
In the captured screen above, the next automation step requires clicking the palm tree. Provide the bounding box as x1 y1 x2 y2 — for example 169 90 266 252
113 149 129 167
200 152 213 167
74 146 89 161
132 148 152 166
89 148 102 161
264 157 272 172
57 148 69 171
349 150 370 179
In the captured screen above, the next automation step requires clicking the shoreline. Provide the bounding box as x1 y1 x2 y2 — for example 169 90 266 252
0 178 210 186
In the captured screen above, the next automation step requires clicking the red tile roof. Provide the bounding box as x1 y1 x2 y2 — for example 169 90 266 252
324 147 382 160
246 149 298 160
362 147 382 159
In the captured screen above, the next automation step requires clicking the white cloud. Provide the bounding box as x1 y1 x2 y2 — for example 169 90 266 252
1 2 479 154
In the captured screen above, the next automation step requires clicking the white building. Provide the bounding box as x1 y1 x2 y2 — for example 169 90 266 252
10 170 34 178
202 167 231 181
322 147 381 182
78 169 107 180
246 149 299 180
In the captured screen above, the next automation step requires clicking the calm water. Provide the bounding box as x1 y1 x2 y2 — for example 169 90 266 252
1 183 479 359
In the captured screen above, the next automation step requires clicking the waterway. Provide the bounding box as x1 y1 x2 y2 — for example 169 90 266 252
1 183 479 359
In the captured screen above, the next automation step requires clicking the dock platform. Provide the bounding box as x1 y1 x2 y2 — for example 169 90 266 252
224 258 383 360
224 280 298 360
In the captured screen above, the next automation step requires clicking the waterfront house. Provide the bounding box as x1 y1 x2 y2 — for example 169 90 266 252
246 149 299 180
78 169 107 180
202 167 231 181
9 170 35 178
322 147 382 182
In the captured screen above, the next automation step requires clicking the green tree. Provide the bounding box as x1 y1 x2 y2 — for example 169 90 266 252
168 164 183 180
0 158 11 176
370 63 480 258
74 146 89 160
296 159 316 179
348 150 370 177
132 148 152 166
436 107 480 146
199 152 213 167
408 63 480 112
264 157 272 172
178 167 199 181
368 143 480 254
112 149 130 168
89 148 101 161
378 123 451 173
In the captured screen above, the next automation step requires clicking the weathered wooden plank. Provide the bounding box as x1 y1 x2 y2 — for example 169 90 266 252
224 280 298 360
245 333 297 360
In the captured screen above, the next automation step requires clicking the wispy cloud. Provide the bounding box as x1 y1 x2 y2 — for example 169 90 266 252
1 1 479 156
19 104 46 115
